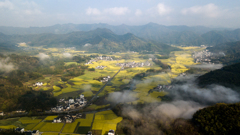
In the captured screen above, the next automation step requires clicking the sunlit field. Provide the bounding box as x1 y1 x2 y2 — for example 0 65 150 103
92 110 123 135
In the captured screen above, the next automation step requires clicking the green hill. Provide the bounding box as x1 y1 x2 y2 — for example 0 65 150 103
0 28 180 54
193 103 240 135
197 62 240 89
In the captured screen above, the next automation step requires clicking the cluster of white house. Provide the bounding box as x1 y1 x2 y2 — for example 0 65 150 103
85 56 114 65
15 128 39 135
33 82 43 87
154 84 173 91
192 50 221 64
53 113 82 123
116 61 151 68
95 65 107 69
51 94 86 112
100 76 111 82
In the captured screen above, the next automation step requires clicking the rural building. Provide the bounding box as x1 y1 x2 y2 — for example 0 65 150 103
0 112 3 116
69 99 74 104
53 117 62 123
33 82 43 87
108 129 115 135
15 127 24 133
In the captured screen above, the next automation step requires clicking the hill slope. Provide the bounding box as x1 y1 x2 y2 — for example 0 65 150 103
0 28 179 54
1 23 234 46
197 62 240 89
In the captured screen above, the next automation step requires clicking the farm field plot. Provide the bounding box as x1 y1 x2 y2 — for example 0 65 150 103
44 116 58 121
62 114 94 133
62 121 79 133
18 117 43 130
40 123 64 132
42 133 59 135
92 110 122 135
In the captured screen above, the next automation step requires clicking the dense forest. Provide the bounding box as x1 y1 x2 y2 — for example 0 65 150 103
197 62 240 90
193 103 240 135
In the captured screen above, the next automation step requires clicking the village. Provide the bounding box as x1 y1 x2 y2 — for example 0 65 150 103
50 94 87 112
192 50 213 64
116 61 151 68
85 56 114 65
153 84 174 92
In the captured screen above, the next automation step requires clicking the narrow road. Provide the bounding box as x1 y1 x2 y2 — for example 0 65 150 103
89 68 122 103
59 122 66 135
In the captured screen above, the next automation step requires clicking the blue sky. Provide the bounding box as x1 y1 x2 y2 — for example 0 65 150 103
0 0 240 28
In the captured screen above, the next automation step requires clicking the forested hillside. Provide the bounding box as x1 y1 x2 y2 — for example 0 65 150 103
193 103 240 135
0 28 180 54
197 62 240 89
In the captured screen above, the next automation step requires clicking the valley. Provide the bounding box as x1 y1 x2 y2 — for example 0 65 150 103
0 45 205 135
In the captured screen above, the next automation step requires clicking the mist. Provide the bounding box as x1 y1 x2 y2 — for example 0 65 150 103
37 53 50 61
107 73 240 134
108 91 137 103
0 57 16 73
190 63 223 70
62 53 73 58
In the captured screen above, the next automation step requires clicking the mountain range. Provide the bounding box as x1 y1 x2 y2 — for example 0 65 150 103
0 28 179 54
1 23 240 46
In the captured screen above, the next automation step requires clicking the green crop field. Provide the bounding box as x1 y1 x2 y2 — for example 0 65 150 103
62 121 79 133
44 116 58 121
92 110 122 135
42 133 59 135
40 123 64 132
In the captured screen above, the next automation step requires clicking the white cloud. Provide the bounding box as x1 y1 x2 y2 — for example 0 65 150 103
0 0 14 10
86 7 101 15
135 9 142 16
181 3 220 18
104 7 130 15
37 53 50 61
156 3 172 16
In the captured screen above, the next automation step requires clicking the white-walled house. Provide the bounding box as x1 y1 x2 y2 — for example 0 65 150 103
108 129 115 135
69 99 74 104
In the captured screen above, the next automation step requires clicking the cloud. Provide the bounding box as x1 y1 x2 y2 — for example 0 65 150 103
37 53 50 61
0 0 14 10
135 9 142 16
151 100 203 119
0 57 16 73
171 82 240 105
156 3 172 16
107 91 137 103
190 64 223 70
104 7 130 15
86 7 101 15
62 53 72 58
82 84 92 91
181 3 220 18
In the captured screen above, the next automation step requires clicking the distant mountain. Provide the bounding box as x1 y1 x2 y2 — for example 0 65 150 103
1 23 240 46
0 28 180 54
197 62 240 90
0 23 234 46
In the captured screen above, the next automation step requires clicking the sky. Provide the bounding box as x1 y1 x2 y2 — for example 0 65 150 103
0 0 240 28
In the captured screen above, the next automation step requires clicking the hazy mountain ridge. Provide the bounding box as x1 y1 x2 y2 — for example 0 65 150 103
0 28 179 54
1 23 237 46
